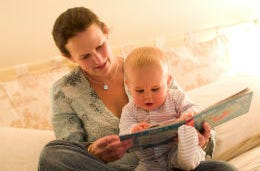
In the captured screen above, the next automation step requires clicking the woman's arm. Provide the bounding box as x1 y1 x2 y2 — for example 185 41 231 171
51 84 87 144
51 83 134 163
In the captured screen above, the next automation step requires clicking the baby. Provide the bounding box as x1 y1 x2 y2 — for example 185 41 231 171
119 47 205 171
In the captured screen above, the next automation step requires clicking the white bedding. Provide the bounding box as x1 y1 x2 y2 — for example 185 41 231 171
187 73 260 170
229 145 260 171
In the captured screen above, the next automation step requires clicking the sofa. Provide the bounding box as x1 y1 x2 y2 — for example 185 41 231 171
1 35 260 171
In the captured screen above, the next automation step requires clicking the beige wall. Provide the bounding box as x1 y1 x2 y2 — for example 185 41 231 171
0 0 259 68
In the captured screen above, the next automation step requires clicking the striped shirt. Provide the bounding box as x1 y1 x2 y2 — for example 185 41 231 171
119 89 203 171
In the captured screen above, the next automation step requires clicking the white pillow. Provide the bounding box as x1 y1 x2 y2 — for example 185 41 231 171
0 127 54 171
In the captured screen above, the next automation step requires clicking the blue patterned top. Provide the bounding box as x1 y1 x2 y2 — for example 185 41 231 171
50 66 138 170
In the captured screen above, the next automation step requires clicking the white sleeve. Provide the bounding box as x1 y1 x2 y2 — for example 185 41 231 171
170 89 203 117
119 103 138 135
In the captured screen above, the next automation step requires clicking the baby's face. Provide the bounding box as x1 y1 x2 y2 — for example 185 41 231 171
127 63 170 111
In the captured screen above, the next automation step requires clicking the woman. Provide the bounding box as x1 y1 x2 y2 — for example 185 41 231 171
38 7 237 171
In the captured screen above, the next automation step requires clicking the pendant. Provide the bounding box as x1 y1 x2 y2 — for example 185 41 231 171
103 84 109 90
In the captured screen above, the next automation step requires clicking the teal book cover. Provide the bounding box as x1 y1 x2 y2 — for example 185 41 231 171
119 88 253 151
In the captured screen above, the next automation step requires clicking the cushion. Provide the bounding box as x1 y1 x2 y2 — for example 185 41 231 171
0 58 71 130
0 127 54 171
117 34 231 91
187 73 260 161
0 84 17 126
165 35 230 91
228 145 260 170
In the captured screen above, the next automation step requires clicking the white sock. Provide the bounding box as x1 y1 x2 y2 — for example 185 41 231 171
175 125 205 170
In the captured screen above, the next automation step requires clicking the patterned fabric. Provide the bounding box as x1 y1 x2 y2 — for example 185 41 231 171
0 64 70 130
119 35 231 91
119 89 203 171
166 35 230 91
50 66 138 170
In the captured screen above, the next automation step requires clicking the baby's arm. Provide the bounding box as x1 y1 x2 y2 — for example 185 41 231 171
119 104 139 135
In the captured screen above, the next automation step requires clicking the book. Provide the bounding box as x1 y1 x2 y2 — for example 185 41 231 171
119 87 253 151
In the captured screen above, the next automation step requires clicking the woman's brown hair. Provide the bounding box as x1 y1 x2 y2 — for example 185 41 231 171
52 7 105 57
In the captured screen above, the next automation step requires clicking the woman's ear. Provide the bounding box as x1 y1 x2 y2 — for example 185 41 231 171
167 74 173 87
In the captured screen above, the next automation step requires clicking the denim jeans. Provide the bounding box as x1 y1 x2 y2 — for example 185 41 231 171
38 140 237 171
174 160 238 171
38 140 116 171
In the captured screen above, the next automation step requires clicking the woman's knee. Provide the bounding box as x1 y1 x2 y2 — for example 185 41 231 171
38 140 113 171
38 140 68 168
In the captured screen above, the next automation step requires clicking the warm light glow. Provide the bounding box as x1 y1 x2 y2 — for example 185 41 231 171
228 20 260 77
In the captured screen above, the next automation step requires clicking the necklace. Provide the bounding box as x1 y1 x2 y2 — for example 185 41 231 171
83 62 119 91
103 84 109 90
102 62 119 90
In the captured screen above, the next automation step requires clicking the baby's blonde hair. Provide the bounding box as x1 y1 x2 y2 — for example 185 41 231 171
124 46 169 78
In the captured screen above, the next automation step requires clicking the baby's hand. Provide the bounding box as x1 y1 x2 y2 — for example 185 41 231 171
179 112 195 127
131 122 151 133
181 112 194 120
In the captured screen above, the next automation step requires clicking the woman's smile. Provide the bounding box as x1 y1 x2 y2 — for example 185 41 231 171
95 60 108 70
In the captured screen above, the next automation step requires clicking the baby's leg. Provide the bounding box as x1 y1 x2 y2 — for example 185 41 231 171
172 125 205 170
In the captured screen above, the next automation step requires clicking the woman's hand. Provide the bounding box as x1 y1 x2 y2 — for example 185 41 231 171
197 122 211 148
87 135 132 163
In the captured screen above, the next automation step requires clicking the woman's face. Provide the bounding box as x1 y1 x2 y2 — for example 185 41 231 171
66 23 113 76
